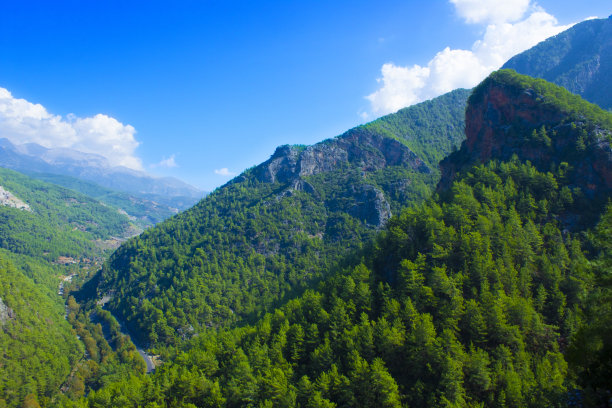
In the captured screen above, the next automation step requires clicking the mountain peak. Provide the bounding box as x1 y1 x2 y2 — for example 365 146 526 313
441 70 612 206
253 129 430 185
502 16 612 110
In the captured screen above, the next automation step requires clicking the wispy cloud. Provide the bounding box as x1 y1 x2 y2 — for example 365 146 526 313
214 167 236 177
153 154 178 168
0 87 142 170
365 0 572 116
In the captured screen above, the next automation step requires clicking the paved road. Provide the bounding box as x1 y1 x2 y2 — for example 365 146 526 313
136 348 155 373
103 310 156 373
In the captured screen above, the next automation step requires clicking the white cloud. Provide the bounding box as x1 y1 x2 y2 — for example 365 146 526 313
450 0 531 24
366 2 572 116
0 87 142 170
154 154 178 168
214 167 236 177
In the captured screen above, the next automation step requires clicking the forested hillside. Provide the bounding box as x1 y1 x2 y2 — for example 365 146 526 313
92 89 469 347
29 172 185 227
0 168 133 258
0 255 83 408
0 169 147 407
70 71 612 407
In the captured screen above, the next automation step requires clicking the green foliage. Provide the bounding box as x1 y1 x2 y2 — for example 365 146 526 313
470 69 612 129
73 74 612 406
361 88 469 168
28 172 185 227
0 168 144 406
567 204 612 405
0 255 82 408
73 157 600 407
97 91 468 347
0 168 132 261
100 168 403 346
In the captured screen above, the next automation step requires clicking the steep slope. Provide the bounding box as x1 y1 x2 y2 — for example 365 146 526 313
0 255 83 408
0 169 151 407
0 167 135 264
93 89 469 346
441 69 612 226
502 16 612 110
0 138 203 216
75 71 612 407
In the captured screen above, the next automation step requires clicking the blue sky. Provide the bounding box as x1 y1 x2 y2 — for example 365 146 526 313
0 0 610 191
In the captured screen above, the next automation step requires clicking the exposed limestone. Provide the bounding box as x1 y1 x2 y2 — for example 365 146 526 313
255 129 430 185
0 296 15 324
250 129 430 227
0 185 31 211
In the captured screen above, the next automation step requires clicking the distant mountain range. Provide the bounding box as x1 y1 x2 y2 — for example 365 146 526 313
503 15 612 110
0 138 204 225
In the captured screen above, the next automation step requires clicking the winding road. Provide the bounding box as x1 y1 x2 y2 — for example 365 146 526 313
114 315 156 373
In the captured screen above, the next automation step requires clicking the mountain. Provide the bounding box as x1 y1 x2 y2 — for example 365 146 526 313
0 168 152 407
502 15 612 110
0 167 137 262
90 88 469 346
0 255 83 408
29 173 187 227
441 69 612 225
71 71 612 407
0 138 204 217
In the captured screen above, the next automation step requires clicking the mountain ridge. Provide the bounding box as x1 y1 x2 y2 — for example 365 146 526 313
0 137 203 211
502 16 612 110
68 70 612 407
91 89 469 346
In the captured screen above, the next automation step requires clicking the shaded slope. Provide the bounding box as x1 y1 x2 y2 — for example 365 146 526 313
502 16 612 110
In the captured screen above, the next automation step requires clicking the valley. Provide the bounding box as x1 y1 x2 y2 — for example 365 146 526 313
1 11 612 408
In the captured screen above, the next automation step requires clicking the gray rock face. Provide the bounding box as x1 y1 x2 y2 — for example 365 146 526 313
0 296 15 324
252 128 430 227
347 184 392 227
255 129 430 185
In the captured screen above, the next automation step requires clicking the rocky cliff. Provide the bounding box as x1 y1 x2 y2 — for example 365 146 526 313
440 70 612 222
248 129 430 226
255 129 430 185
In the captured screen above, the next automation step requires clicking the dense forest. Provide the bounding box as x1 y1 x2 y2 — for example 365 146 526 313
70 158 606 408
0 255 82 407
3 64 612 407
0 170 148 407
52 70 612 407
92 89 469 347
